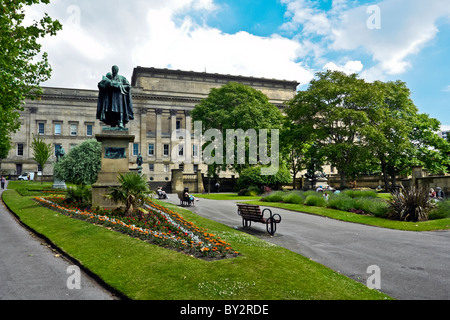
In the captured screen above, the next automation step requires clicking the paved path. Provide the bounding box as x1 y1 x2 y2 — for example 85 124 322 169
165 194 450 300
0 183 116 300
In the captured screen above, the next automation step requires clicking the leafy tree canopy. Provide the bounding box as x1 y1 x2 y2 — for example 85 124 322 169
192 82 284 174
0 0 62 158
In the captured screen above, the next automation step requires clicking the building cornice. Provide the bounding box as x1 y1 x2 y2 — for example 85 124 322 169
131 66 300 90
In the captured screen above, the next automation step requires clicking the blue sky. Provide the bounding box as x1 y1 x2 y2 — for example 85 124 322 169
28 0 450 128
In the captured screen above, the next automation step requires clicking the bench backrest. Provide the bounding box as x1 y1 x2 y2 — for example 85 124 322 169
237 204 262 216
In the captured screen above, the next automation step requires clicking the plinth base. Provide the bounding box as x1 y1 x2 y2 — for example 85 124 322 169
91 129 135 209
52 180 67 189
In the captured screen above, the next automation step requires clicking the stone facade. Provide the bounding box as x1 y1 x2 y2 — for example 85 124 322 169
2 66 299 183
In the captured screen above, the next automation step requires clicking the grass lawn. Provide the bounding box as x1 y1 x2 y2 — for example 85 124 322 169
193 192 450 232
1 182 391 300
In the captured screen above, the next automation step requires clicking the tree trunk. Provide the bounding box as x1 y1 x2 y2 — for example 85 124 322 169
381 158 390 191
339 171 346 190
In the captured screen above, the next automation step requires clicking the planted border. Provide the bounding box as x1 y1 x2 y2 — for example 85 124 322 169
34 196 239 260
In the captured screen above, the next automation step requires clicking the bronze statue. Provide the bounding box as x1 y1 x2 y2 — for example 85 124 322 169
96 65 134 129
55 146 65 162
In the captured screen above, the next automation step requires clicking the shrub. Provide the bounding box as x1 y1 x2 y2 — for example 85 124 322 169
238 186 262 196
327 195 355 212
54 139 102 185
263 191 285 202
354 197 388 217
305 194 326 207
342 190 377 198
65 185 92 205
429 200 450 220
387 187 434 222
237 165 291 190
281 191 304 204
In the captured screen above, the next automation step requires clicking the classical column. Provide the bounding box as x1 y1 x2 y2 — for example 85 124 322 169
140 107 147 163
156 109 163 161
170 109 178 133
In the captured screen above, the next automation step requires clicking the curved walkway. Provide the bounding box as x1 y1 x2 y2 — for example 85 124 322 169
165 194 450 300
0 183 116 300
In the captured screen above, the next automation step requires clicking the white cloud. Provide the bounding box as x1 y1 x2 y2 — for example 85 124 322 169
329 0 450 78
133 8 314 85
323 60 363 74
28 0 314 90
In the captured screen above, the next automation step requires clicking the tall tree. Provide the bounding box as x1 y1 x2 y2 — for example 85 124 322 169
30 133 52 184
191 82 284 175
286 70 382 189
0 0 62 158
280 118 312 189
368 81 450 189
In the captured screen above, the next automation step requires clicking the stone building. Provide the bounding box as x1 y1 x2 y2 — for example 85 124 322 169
2 66 299 187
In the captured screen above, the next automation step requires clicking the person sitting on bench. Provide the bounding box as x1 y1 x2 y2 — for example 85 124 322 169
157 186 169 199
184 188 199 202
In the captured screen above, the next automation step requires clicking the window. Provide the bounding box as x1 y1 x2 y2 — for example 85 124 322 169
192 144 198 157
17 143 24 156
149 164 154 172
163 144 169 156
86 124 93 136
38 123 45 135
176 119 182 130
193 164 198 172
54 123 61 135
70 124 78 136
133 143 139 156
148 143 154 156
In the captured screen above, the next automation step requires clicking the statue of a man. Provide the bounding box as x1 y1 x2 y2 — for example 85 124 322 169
96 65 134 129
56 146 65 162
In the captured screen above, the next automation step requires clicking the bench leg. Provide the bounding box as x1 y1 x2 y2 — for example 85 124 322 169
242 218 251 228
266 217 276 236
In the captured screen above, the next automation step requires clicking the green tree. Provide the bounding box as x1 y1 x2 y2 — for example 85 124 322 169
237 164 291 191
30 133 52 184
106 172 151 215
280 119 312 189
0 0 62 158
191 82 284 175
286 70 382 189
367 81 450 189
53 139 102 185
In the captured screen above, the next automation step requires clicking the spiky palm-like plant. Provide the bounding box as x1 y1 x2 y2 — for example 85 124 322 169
106 172 152 215
387 187 435 222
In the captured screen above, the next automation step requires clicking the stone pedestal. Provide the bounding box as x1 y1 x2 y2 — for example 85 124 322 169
92 129 135 209
52 179 67 189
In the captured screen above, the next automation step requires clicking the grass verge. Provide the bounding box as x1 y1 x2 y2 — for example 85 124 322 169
2 187 391 300
243 200 450 232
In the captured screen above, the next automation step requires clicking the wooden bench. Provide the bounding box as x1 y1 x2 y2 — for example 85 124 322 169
178 192 193 206
237 203 281 236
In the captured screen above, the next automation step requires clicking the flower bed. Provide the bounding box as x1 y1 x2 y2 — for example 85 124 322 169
34 196 238 259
